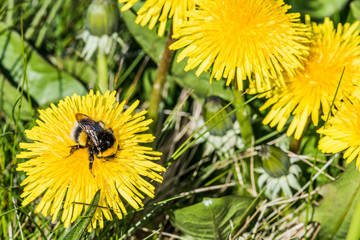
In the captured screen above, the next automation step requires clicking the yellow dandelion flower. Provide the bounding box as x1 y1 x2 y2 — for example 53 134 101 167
260 17 360 140
169 0 310 92
17 90 166 231
119 0 195 36
318 97 360 167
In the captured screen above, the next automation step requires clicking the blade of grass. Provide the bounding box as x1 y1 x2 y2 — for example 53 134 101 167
169 92 261 165
0 206 24 218
13 200 24 240
115 50 145 89
58 191 100 240
0 0 8 16
17 207 48 240
24 0 52 39
9 14 28 240
35 0 64 47
5 0 12 25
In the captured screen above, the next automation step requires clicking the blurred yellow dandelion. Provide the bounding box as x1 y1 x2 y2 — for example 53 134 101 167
169 0 310 92
17 90 165 230
260 17 360 139
318 97 360 167
119 0 195 36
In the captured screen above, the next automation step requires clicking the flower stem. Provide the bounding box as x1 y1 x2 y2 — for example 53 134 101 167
97 49 108 93
289 137 301 154
148 29 175 134
232 89 254 147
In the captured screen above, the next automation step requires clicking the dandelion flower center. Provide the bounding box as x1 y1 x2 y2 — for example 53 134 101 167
170 0 310 92
216 1 292 58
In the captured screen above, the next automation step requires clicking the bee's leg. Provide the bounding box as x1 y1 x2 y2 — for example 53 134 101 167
103 153 117 162
88 149 95 178
63 145 80 158
70 145 80 154
103 156 114 162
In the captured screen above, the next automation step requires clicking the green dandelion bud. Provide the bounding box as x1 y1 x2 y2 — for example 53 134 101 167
259 145 290 178
86 0 120 36
257 145 302 199
203 96 235 136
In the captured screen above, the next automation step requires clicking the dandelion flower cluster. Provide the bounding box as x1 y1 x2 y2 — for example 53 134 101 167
318 97 360 167
169 0 310 92
17 90 166 230
260 17 360 139
119 0 195 36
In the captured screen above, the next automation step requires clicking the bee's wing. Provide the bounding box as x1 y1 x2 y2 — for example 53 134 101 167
75 113 94 123
75 113 101 145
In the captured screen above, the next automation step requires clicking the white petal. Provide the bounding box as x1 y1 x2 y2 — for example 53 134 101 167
287 174 301 190
271 181 281 200
289 165 302 177
258 173 269 188
279 176 292 197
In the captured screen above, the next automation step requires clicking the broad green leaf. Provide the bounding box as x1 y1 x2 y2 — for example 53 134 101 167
203 96 235 136
121 7 234 102
170 196 255 240
49 56 97 85
289 0 349 19
0 74 32 120
170 60 234 102
311 162 360 239
58 191 100 240
350 0 360 20
301 133 326 162
120 9 166 63
0 22 87 106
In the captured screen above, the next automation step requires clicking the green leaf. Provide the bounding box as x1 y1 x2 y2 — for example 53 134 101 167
301 134 326 162
0 74 32 120
170 196 255 240
49 56 97 86
289 0 349 19
120 7 234 102
350 0 360 20
58 191 100 240
169 60 234 102
203 96 235 136
120 8 166 63
311 162 360 239
0 22 87 106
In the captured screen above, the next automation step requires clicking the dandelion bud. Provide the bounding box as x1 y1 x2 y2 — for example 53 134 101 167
259 145 290 178
203 96 235 136
86 0 120 36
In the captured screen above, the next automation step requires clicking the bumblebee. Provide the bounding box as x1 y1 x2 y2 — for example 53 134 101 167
70 113 118 176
